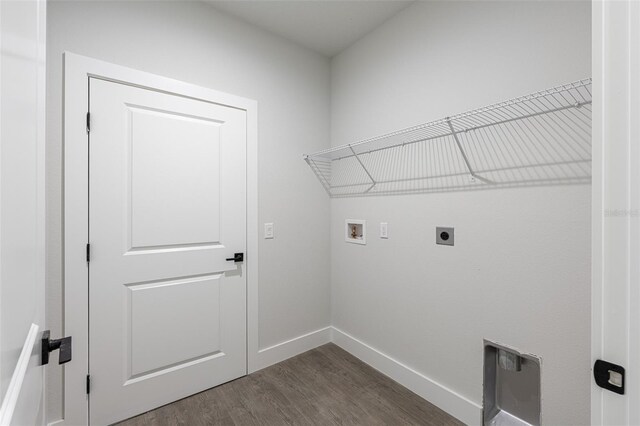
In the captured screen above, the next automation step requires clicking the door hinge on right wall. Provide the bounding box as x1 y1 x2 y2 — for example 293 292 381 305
86 112 91 133
86 243 91 263
86 374 91 394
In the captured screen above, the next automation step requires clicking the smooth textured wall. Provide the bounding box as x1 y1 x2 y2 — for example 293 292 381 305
46 1 330 421
330 2 591 424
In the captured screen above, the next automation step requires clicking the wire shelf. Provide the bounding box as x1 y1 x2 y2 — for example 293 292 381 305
304 78 592 197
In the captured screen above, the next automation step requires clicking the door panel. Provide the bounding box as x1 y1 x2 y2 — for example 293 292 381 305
128 106 222 249
89 78 246 425
126 274 222 379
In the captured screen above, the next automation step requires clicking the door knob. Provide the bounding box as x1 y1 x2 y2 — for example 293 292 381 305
226 253 244 262
41 330 72 365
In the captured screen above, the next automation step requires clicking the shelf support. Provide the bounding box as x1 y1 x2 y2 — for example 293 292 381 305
304 155 333 196
348 145 377 192
446 118 492 184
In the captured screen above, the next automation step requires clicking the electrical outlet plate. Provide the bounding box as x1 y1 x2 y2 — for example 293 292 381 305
436 227 454 246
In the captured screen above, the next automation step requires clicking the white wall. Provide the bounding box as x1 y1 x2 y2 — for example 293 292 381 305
46 1 592 424
330 1 591 424
46 1 331 422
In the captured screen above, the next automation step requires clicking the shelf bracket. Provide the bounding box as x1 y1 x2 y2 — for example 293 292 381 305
446 118 492 184
348 145 377 192
304 155 332 196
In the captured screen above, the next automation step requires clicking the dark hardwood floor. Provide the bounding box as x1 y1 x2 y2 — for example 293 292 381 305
117 343 464 426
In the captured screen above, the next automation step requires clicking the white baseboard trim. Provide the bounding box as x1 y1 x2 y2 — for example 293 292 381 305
331 326 482 426
253 326 332 372
48 326 479 425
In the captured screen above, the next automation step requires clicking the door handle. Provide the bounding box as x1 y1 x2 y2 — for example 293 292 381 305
41 330 72 365
226 253 244 263
594 359 625 394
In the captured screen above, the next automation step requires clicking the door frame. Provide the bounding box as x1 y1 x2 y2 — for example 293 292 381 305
591 1 640 424
63 52 259 426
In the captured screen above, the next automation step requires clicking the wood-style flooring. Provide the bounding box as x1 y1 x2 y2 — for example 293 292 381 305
117 343 464 426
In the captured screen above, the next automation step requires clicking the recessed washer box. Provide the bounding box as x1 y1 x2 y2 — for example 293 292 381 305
436 227 454 246
345 219 366 245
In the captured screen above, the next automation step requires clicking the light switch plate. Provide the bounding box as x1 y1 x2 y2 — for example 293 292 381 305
380 222 388 239
436 227 454 246
264 223 274 239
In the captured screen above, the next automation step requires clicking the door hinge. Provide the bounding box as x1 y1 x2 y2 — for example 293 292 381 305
86 243 91 263
86 374 91 394
86 112 91 133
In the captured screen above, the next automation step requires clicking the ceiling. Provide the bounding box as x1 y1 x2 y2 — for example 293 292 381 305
204 0 414 57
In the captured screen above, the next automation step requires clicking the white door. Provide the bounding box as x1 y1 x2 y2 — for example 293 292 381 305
88 78 247 425
0 0 46 425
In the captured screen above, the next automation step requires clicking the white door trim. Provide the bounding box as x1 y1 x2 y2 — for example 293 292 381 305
592 1 640 424
63 52 259 426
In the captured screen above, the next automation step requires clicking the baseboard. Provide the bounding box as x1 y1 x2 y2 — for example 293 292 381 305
253 326 332 372
331 326 482 426
48 326 479 425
